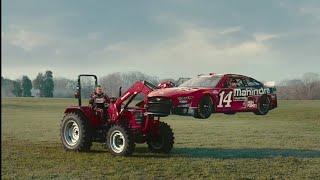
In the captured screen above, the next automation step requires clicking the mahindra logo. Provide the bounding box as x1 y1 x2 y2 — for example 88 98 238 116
234 88 271 97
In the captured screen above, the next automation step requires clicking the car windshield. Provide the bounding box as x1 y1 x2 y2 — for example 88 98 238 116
179 75 222 88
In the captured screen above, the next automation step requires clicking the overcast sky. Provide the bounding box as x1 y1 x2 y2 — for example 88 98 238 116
2 0 320 81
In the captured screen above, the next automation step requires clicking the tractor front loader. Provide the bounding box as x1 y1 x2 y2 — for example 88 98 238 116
60 74 174 156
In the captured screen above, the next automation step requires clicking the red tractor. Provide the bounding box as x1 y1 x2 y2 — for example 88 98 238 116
60 74 174 156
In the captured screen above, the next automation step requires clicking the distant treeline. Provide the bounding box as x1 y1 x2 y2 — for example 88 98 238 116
2 71 320 100
1 71 173 98
276 72 320 100
2 70 54 98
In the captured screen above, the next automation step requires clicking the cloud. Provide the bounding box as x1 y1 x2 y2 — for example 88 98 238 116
299 6 320 20
2 28 54 51
90 26 274 78
219 26 242 35
102 26 267 57
87 32 103 40
253 33 280 42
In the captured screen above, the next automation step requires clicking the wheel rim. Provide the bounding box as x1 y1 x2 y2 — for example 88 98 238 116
200 101 211 116
110 130 125 153
64 120 80 146
260 98 270 113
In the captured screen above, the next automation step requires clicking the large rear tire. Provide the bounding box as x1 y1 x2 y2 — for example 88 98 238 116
147 122 174 154
194 95 213 119
106 125 135 156
254 95 270 115
60 113 92 151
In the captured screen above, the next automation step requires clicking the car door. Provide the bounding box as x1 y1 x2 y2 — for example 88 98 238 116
242 77 264 110
216 77 246 113
229 77 248 112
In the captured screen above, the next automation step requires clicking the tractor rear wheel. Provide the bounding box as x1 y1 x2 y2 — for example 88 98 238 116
60 113 92 151
106 125 135 156
147 122 174 154
194 95 213 119
254 95 270 115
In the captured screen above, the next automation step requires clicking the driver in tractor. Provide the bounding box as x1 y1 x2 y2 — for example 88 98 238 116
89 85 110 120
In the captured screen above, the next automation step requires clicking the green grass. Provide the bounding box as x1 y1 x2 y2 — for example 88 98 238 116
2 98 320 179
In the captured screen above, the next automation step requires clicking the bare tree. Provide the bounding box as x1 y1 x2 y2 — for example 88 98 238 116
302 72 320 99
53 78 76 98
100 71 159 98
100 72 123 97
277 73 320 100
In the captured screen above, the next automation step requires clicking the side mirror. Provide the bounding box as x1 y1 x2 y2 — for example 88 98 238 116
74 86 80 98
74 90 80 98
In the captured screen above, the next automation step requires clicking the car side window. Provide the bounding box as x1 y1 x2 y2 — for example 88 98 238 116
246 78 263 87
227 77 245 88
235 78 245 88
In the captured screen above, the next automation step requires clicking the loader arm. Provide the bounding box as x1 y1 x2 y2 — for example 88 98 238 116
115 81 156 107
107 81 156 121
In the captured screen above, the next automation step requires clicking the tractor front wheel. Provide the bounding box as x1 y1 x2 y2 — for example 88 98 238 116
60 113 92 151
147 122 174 154
106 125 135 156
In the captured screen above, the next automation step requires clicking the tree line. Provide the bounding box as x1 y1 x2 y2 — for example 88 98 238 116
276 72 320 100
2 70 54 97
2 71 320 100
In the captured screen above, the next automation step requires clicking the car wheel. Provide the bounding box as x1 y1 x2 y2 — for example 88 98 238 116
194 95 213 119
254 95 270 115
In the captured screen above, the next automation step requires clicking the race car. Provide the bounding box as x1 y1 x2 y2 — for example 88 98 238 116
147 73 277 119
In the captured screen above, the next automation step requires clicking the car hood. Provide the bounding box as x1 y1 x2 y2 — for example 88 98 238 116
148 87 207 98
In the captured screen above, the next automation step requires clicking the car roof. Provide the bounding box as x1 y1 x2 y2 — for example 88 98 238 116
204 73 247 78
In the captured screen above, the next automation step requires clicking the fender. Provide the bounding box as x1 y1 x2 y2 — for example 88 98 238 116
64 106 103 128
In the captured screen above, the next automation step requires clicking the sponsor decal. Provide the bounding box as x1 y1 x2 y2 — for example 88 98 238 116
234 88 270 97
177 96 193 100
178 96 193 104
247 100 257 108
94 98 105 103
234 96 247 101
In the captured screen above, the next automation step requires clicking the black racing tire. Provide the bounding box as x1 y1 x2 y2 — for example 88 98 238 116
254 95 271 115
147 122 174 154
60 113 92 151
194 95 213 119
106 125 135 156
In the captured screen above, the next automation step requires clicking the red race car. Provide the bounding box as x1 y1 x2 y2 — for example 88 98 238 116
148 73 277 119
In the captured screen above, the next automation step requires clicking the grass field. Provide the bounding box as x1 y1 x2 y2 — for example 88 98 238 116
2 98 320 179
